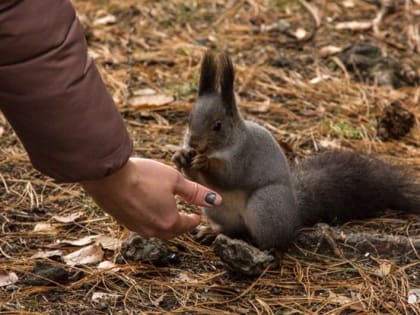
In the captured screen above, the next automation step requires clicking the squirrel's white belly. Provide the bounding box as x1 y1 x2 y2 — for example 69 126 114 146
204 190 247 234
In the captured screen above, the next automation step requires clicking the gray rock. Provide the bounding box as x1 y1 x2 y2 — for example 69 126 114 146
213 234 275 276
120 234 178 265
24 261 70 286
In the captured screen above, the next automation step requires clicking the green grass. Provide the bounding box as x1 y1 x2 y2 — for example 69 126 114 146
326 119 365 139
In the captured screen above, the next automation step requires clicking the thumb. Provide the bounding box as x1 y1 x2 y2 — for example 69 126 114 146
174 174 222 207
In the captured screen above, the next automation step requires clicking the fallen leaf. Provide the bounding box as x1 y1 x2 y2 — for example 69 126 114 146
94 14 117 26
53 234 121 250
0 126 4 138
319 45 343 57
88 49 101 60
97 261 120 271
33 222 58 233
52 212 82 224
309 74 331 84
342 0 355 8
318 139 341 150
292 28 307 40
376 262 392 277
335 21 372 31
132 88 157 96
328 291 352 305
92 292 121 303
63 244 104 266
59 236 94 247
30 250 63 259
177 272 199 283
128 94 174 107
408 289 420 304
0 271 18 287
151 293 167 307
91 235 122 251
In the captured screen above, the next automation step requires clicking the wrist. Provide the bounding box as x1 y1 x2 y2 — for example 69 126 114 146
80 158 134 192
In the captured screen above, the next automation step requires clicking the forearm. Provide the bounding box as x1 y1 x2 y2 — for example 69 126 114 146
0 0 132 182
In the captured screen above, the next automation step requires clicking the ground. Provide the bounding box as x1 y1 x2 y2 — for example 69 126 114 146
0 0 419 314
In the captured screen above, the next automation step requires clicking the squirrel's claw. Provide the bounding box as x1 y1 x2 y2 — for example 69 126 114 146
172 149 194 170
191 154 209 171
191 224 217 244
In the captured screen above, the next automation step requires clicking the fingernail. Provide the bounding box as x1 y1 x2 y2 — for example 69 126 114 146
205 192 217 205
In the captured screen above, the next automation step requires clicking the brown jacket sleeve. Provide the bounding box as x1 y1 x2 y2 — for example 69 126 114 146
0 0 132 182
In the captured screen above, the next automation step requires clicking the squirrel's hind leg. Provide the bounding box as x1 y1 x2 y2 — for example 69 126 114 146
243 185 301 250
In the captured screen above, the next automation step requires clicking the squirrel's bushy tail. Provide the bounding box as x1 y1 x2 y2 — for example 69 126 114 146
292 151 419 225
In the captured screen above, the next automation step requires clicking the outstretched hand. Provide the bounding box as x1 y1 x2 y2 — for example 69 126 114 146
81 158 222 239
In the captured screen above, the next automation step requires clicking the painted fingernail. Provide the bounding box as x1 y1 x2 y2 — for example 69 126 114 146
205 192 217 205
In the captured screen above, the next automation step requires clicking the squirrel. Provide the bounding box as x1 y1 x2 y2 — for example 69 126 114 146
172 51 420 250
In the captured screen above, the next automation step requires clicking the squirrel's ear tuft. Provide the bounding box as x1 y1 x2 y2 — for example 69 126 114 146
198 51 217 96
219 53 235 110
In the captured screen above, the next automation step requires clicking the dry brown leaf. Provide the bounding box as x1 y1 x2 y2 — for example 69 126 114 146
63 244 104 266
92 292 121 304
319 45 343 57
56 235 121 250
91 235 122 251
342 0 355 8
59 236 93 247
52 212 82 224
292 28 307 40
408 289 420 304
335 21 372 31
176 271 200 283
0 271 18 287
97 261 120 271
151 293 167 307
132 88 157 96
94 14 117 26
30 250 63 259
128 94 174 107
309 74 331 84
33 222 58 233
376 262 392 277
318 139 341 150
328 291 353 305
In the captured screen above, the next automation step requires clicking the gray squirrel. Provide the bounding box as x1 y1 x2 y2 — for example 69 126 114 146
172 51 420 250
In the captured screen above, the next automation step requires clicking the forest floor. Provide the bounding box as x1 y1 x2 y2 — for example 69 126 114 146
1 0 419 314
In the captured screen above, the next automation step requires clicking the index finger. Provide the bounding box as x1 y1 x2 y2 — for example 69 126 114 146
160 213 202 239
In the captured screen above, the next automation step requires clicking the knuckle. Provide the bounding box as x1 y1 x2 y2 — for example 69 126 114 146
159 216 178 231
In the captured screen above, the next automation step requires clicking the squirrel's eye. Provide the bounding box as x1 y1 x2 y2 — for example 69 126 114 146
212 121 222 131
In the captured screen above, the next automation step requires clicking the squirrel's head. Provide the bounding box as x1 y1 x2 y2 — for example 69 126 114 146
186 51 241 154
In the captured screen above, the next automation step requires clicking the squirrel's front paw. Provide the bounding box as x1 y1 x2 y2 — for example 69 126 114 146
191 154 209 171
191 224 217 245
172 149 195 170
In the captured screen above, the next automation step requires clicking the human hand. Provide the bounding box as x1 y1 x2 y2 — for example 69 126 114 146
81 157 222 239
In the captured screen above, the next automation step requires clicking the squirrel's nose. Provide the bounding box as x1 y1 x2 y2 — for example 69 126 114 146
188 135 200 148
